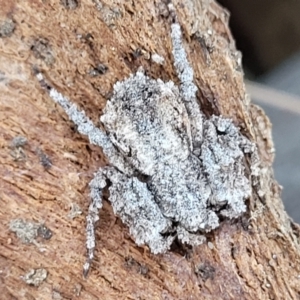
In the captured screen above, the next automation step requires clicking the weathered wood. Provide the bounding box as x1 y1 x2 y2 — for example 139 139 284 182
1 0 300 299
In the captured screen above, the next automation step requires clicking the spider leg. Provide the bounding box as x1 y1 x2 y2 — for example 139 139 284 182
35 71 133 175
83 168 106 277
103 167 175 255
177 226 207 246
84 165 175 276
170 16 204 148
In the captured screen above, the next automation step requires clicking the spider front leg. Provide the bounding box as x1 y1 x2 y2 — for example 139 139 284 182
35 72 134 275
170 18 204 148
35 71 134 175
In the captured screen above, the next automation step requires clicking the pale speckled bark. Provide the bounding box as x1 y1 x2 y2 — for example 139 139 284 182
0 0 300 299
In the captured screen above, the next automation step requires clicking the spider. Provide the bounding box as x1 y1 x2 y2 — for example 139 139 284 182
36 9 258 277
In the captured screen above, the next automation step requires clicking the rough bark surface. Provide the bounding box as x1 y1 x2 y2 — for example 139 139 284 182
1 0 300 299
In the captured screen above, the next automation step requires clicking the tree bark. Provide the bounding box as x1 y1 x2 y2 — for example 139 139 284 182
1 0 300 299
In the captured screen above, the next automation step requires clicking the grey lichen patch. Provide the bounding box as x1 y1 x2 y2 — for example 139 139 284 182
0 19 15 38
10 136 27 148
92 0 122 28
31 37 55 65
157 2 169 17
194 31 213 65
9 219 52 243
195 262 216 281
88 63 108 77
36 5 259 276
68 203 82 219
52 291 63 300
36 148 52 170
9 136 27 161
125 256 149 276
22 268 48 287
60 0 78 10
73 283 83 297
151 53 165 65
9 219 39 244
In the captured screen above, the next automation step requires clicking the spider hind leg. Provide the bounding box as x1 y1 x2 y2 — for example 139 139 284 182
83 168 106 277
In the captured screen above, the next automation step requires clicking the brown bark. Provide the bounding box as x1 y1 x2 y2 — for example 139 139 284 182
1 0 300 299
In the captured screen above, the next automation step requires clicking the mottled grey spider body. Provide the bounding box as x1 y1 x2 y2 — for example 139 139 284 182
37 16 258 276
